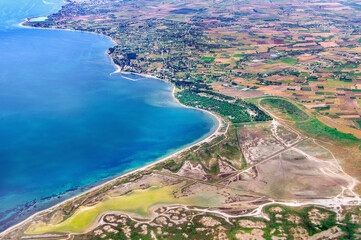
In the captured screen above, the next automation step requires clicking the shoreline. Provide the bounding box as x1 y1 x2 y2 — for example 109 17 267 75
1 22 224 237
19 21 119 47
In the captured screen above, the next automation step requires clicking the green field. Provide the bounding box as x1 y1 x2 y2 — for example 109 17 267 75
296 119 359 143
326 78 354 87
260 98 308 121
200 57 215 63
280 57 298 65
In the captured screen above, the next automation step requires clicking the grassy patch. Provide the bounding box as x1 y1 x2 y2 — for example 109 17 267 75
201 57 215 63
260 98 308 121
326 79 354 87
280 57 298 65
296 119 359 143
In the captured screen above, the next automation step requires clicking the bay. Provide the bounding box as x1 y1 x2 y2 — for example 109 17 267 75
0 0 217 231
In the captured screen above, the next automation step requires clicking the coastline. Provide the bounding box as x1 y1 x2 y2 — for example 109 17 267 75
19 21 119 48
4 6 360 240
1 22 224 237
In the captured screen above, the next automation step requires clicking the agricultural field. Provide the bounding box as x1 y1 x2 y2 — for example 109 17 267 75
260 98 309 121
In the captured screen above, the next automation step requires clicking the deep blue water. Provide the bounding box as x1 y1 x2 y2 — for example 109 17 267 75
0 0 217 231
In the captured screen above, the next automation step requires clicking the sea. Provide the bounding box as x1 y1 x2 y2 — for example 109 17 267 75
0 0 218 232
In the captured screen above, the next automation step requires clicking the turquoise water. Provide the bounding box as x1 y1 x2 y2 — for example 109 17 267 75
0 0 217 231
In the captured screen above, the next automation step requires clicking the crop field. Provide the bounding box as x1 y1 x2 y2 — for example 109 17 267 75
296 119 360 143
260 98 309 121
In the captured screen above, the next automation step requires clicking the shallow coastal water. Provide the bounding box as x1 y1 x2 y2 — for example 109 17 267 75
0 0 217 231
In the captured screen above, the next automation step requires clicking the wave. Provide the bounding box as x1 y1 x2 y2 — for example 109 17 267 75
43 0 55 5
